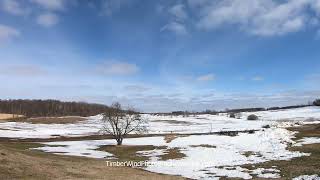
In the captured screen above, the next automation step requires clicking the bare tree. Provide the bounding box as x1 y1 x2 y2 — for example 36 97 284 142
101 102 147 145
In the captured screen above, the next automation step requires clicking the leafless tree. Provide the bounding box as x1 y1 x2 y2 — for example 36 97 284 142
101 102 147 145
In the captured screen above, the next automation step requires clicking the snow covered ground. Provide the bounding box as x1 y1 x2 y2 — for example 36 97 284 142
33 128 307 179
1 106 320 139
1 106 320 179
292 174 320 180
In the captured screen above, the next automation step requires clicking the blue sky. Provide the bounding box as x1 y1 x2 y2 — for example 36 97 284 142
0 0 320 112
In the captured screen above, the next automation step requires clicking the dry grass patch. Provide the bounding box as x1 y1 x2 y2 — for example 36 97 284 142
190 144 216 148
8 116 87 124
0 113 25 120
240 151 262 158
164 134 189 143
0 142 185 180
153 120 193 125
159 148 186 161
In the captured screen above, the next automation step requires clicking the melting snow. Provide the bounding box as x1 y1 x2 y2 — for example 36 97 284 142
1 106 320 179
34 128 308 179
294 137 320 147
293 174 320 180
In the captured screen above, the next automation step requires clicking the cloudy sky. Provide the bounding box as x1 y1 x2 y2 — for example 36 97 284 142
1 0 320 112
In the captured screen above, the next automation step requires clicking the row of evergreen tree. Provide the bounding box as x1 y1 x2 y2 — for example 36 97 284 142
0 99 110 117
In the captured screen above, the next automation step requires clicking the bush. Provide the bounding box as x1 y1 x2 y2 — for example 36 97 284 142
313 99 320 106
229 113 236 118
262 125 270 129
247 114 258 120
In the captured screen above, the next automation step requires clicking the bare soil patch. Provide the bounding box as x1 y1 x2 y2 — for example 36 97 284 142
159 148 186 161
153 120 194 125
190 144 216 148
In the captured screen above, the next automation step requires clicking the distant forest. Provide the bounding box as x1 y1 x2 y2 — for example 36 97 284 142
0 99 110 117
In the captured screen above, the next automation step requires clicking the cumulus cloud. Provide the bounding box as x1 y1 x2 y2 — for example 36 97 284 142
0 24 20 43
197 74 215 81
37 13 59 27
1 0 29 16
169 4 188 21
161 22 188 35
192 0 320 36
97 61 139 76
161 3 189 36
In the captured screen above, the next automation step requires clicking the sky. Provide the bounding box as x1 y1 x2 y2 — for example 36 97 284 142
0 0 320 112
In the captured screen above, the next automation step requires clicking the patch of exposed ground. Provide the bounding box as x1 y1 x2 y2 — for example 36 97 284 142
153 120 194 125
159 148 186 161
6 116 87 124
0 113 25 120
240 151 262 158
0 142 185 180
164 134 189 143
190 144 216 148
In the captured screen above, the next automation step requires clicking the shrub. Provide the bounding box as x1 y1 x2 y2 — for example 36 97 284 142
313 99 320 106
262 125 270 129
229 113 236 118
247 114 258 120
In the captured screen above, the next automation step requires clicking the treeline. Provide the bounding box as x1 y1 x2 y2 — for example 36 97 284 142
0 99 110 117
151 102 318 116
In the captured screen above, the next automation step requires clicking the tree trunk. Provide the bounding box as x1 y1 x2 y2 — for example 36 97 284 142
116 138 123 145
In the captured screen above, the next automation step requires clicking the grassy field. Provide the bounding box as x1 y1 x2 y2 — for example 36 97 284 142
0 142 185 180
0 113 24 120
1 118 319 179
0 114 86 124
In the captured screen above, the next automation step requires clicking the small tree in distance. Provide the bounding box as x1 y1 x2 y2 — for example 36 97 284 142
101 102 147 145
313 99 320 106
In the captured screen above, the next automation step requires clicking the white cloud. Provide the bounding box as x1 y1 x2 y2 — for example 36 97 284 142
197 74 215 81
252 76 264 81
169 4 188 21
161 22 188 35
0 24 20 43
1 0 29 16
37 13 59 27
31 0 66 11
0 64 47 76
97 61 139 76
194 0 320 36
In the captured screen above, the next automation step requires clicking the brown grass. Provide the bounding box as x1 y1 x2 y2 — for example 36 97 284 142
159 148 186 161
164 134 189 143
7 116 87 124
153 120 193 125
0 142 185 180
190 144 216 148
0 113 24 120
